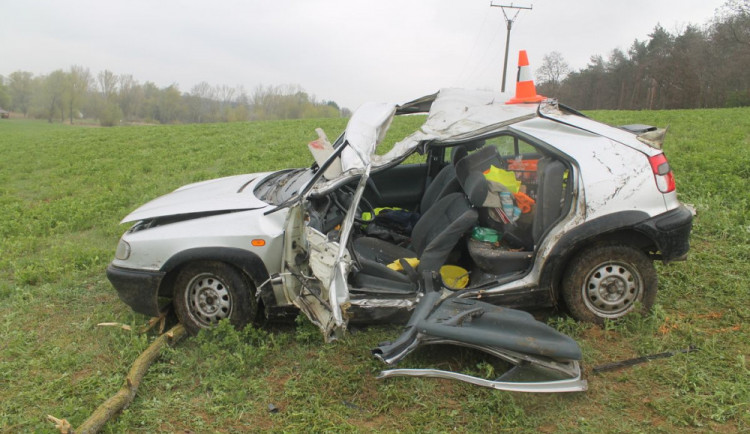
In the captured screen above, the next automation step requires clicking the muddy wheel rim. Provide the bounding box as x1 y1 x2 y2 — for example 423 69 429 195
581 260 643 318
184 273 233 326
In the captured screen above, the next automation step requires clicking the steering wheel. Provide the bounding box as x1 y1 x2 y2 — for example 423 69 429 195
331 185 376 224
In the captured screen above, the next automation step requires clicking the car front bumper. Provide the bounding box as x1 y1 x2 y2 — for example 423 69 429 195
106 263 166 317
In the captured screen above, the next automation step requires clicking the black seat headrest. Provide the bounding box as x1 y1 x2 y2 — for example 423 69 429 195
450 145 468 165
455 146 503 190
462 172 489 207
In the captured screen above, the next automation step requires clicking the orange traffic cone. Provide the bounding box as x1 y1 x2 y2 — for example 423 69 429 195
506 50 546 104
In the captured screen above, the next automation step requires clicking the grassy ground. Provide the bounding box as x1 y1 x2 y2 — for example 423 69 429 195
0 109 748 432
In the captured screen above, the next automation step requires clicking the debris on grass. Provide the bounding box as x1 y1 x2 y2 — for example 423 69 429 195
96 322 132 331
45 415 71 434
140 312 168 334
593 346 699 373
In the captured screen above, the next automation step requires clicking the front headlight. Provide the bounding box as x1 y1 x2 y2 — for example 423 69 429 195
115 239 131 260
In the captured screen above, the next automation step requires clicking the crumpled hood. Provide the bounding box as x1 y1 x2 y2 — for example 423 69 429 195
121 172 273 223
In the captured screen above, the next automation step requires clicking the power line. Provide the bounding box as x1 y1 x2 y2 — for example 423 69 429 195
490 2 532 92
454 11 491 85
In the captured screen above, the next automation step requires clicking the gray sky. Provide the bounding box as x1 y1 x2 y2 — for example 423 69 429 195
0 0 727 110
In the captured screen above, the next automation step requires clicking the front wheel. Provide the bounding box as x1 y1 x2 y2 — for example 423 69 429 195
562 245 657 325
173 261 258 335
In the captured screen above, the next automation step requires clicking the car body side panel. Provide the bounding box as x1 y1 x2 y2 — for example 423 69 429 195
112 207 287 273
513 118 670 219
463 118 671 302
122 172 273 223
539 110 662 156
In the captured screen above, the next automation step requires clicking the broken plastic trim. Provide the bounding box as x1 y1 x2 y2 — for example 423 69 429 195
378 364 586 393
372 272 587 393
377 340 587 393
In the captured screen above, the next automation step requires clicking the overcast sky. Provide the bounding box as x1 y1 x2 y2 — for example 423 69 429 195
1 0 727 110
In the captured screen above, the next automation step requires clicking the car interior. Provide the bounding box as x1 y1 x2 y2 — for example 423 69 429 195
306 133 572 294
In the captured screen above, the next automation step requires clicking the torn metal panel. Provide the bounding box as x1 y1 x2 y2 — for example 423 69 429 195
349 298 416 309
373 274 586 393
281 204 343 340
306 227 341 287
378 363 587 393
340 102 397 172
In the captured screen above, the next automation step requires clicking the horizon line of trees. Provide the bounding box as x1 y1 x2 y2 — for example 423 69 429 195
535 0 750 110
0 68 350 126
2 1 749 123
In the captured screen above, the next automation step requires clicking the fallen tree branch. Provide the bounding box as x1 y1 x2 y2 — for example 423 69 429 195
49 323 187 433
139 311 168 334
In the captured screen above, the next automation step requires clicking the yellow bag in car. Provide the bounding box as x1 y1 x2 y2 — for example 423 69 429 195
386 258 469 290
387 257 420 271
484 165 521 194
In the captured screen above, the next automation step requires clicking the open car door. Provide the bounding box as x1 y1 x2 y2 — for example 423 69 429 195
280 103 398 341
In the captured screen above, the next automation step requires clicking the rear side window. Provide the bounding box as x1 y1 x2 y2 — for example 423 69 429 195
485 135 537 157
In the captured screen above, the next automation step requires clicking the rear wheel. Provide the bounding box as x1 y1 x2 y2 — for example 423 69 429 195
562 245 657 325
173 261 257 335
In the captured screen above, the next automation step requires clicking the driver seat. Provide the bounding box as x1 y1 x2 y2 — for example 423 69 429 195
351 175 483 290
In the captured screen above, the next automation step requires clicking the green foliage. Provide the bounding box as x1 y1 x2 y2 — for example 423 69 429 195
2 68 350 125
0 109 748 431
551 5 750 110
194 319 277 375
725 90 750 107
0 76 10 109
99 101 122 127
294 313 322 343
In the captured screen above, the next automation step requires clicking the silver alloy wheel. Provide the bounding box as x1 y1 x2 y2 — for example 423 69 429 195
581 261 643 318
183 272 233 326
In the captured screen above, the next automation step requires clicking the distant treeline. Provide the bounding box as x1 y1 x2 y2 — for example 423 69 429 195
3 2 749 123
0 68 349 126
536 0 750 110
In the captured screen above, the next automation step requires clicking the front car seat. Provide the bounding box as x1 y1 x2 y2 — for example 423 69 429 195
352 178 483 287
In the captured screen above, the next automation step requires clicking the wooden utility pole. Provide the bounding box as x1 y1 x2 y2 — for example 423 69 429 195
490 2 532 92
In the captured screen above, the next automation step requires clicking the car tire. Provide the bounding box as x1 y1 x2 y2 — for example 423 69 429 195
562 244 657 325
173 261 257 335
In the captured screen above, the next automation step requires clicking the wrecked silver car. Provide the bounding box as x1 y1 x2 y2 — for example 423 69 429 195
109 83 692 392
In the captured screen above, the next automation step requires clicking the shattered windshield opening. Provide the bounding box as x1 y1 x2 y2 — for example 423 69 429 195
261 136 357 215
264 103 399 215
253 169 313 206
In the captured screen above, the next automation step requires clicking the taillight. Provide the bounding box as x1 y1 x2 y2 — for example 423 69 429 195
648 153 676 193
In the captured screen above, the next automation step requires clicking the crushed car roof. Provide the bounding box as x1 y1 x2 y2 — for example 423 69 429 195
316 87 661 195
325 88 540 190
374 88 539 164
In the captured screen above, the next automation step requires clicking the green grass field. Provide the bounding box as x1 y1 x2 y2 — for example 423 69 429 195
0 108 748 432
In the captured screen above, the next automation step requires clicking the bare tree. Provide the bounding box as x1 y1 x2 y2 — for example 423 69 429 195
98 70 119 100
118 74 143 121
43 70 67 122
717 0 750 45
189 81 217 122
67 65 91 124
8 71 34 116
536 51 570 96
0 75 11 110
